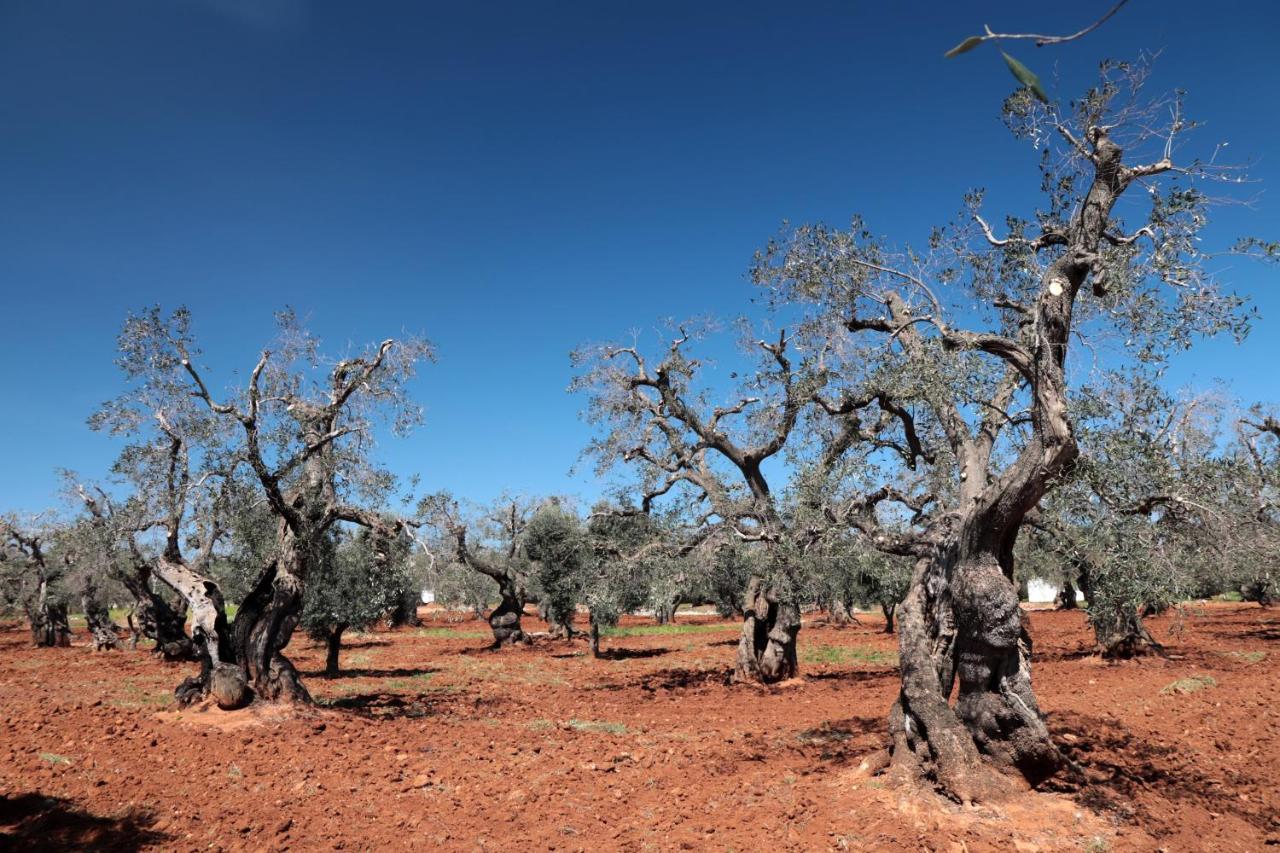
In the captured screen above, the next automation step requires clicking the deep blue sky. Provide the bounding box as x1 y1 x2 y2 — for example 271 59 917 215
2 0 1277 514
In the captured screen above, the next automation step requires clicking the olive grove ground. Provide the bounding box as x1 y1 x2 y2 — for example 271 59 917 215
0 603 1276 851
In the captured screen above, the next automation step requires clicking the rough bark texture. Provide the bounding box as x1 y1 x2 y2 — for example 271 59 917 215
324 623 348 676
229 553 311 704
29 599 72 648
733 577 799 683
1094 608 1162 659
487 592 527 646
884 128 1140 802
830 600 860 626
81 581 121 652
881 601 897 634
1241 578 1273 607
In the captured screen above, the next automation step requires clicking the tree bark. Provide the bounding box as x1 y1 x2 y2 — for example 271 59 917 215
28 598 71 648
487 589 527 647
654 598 678 625
325 623 348 676
881 601 896 634
1094 608 1162 658
229 551 311 704
1054 580 1078 610
389 588 421 627
733 577 800 683
883 128 1135 802
81 580 120 651
117 564 193 661
589 614 601 658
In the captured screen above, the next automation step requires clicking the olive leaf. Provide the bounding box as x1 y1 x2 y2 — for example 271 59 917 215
944 35 984 58
1001 51 1049 102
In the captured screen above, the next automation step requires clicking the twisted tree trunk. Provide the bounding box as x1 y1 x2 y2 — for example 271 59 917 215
733 577 799 683
28 595 71 648
117 563 193 661
81 579 120 651
884 127 1134 802
230 549 311 704
1094 609 1162 658
488 588 527 646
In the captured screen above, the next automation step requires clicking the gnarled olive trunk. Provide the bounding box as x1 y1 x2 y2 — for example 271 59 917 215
889 536 1062 803
884 128 1132 801
733 577 799 683
653 598 678 625
230 549 311 704
1092 607 1162 659
28 597 72 648
82 581 120 651
488 591 527 646
160 556 238 708
118 564 193 661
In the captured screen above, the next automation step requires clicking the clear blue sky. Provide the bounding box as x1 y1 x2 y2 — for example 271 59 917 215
2 0 1277 514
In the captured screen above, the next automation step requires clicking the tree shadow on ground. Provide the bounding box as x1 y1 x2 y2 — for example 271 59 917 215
789 715 887 767
1044 710 1276 834
804 669 898 686
1035 645 1105 664
0 793 169 852
595 647 671 660
301 666 441 679
636 666 733 691
322 688 474 720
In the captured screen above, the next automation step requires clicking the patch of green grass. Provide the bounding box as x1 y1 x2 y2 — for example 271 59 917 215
1225 650 1266 664
1160 674 1217 696
227 763 242 778
567 719 628 735
113 679 174 709
801 644 898 667
601 622 735 638
386 672 437 690
415 627 489 640
1083 836 1111 853
527 718 554 731
38 752 70 765
1213 591 1243 602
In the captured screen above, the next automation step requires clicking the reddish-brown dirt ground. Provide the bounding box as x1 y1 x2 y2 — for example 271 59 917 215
1 602 1277 851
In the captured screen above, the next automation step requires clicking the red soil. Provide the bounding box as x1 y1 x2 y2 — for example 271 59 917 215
1 603 1277 851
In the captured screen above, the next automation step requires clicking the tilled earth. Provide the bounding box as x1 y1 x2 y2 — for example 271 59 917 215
0 603 1277 851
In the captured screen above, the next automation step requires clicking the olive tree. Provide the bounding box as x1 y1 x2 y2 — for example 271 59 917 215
754 59 1261 799
301 526 412 675
1235 412 1280 604
100 307 431 705
572 324 818 682
1 518 73 648
422 493 537 646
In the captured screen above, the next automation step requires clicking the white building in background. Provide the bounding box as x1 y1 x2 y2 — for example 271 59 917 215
1026 578 1081 604
1026 579 1058 603
420 589 436 604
